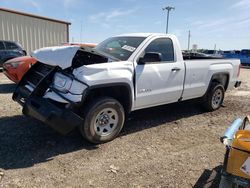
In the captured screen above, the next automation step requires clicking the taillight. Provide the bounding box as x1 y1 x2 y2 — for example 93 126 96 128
237 65 241 77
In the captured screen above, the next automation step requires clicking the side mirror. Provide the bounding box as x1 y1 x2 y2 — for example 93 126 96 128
138 52 162 64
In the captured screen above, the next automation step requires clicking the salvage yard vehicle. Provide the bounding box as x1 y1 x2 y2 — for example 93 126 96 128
3 56 36 83
222 49 250 66
240 49 250 66
0 40 26 67
3 43 97 83
13 33 241 143
201 49 223 58
182 52 221 60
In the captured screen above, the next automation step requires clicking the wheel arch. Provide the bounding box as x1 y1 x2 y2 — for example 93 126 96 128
210 72 230 91
81 83 133 114
202 72 229 98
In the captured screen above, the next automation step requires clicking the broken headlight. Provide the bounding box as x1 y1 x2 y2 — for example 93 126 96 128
53 73 73 93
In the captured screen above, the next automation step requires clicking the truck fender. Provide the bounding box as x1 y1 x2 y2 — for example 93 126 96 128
80 82 133 113
204 72 230 97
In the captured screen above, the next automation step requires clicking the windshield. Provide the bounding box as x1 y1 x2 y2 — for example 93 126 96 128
95 37 146 61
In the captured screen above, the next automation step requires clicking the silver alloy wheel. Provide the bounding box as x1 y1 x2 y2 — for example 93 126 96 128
94 108 119 136
212 88 223 109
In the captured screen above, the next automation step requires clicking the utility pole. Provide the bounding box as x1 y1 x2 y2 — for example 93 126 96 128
188 30 191 51
162 6 175 34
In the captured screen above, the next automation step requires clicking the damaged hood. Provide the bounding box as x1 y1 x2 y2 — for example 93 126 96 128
31 46 80 69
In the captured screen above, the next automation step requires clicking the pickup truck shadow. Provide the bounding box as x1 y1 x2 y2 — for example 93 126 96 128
0 115 97 170
122 100 204 136
0 100 205 170
0 83 16 94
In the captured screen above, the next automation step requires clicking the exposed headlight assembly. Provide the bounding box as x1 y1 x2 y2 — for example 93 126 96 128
53 73 73 93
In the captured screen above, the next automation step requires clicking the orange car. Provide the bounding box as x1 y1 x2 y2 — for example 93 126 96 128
3 43 97 83
3 56 36 83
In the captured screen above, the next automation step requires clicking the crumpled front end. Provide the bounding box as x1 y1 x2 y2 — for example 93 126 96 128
12 62 84 134
12 45 119 134
31 45 80 69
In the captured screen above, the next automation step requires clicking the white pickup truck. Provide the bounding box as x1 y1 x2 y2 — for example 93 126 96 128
13 33 241 143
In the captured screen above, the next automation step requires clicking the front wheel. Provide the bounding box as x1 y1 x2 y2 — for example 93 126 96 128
80 97 125 144
202 83 225 111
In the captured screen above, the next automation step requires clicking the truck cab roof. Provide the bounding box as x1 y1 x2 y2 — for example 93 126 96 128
116 33 176 38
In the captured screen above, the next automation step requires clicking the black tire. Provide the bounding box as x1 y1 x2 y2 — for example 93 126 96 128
202 82 225 111
80 97 125 144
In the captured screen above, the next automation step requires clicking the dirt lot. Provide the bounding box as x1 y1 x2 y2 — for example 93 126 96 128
0 68 250 188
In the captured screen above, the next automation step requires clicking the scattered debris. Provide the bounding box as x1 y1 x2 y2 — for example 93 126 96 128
107 165 120 174
0 170 4 182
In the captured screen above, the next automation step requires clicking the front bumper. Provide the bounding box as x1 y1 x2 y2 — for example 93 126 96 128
235 81 241 88
23 97 83 134
12 62 84 135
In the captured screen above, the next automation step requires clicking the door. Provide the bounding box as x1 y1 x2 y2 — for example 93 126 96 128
134 37 185 109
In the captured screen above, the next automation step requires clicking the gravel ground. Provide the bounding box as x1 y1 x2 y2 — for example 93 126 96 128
0 68 250 188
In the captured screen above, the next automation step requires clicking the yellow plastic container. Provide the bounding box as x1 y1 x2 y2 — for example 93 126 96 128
226 130 250 179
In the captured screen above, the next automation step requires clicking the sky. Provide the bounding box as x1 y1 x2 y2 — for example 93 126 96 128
0 0 250 50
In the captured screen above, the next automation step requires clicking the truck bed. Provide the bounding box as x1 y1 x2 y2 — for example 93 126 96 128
183 53 223 60
182 58 240 101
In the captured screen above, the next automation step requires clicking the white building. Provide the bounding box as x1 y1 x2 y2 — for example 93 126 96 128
0 7 71 54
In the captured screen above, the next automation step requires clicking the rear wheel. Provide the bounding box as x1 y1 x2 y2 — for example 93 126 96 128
202 82 225 111
80 97 125 144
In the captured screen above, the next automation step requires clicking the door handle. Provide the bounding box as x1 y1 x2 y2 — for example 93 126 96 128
171 67 181 72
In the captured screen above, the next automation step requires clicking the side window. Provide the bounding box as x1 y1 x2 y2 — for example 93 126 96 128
144 38 174 62
5 42 19 50
0 42 5 50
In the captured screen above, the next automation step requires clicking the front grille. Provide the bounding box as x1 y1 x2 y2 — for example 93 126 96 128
13 62 59 105
27 63 54 87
